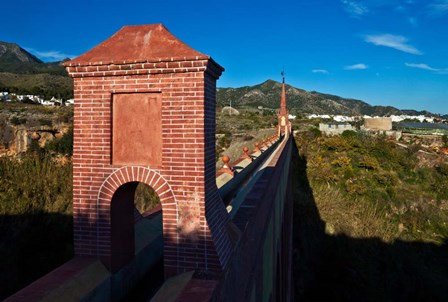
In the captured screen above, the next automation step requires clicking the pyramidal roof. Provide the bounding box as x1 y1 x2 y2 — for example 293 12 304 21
66 24 210 66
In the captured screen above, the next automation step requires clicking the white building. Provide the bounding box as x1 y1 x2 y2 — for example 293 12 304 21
65 99 75 105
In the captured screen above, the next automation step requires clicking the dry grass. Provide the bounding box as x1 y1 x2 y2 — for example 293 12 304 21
292 138 448 301
0 153 73 299
312 183 397 241
216 128 276 169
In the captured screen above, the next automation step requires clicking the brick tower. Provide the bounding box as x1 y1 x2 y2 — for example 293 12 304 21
278 74 289 136
65 24 233 277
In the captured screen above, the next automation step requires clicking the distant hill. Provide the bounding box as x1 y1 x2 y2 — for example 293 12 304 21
0 42 69 76
0 41 73 99
0 42 42 65
0 41 442 116
0 72 73 100
217 80 437 117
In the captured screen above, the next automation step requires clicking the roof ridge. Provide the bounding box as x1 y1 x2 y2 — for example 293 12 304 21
65 24 209 67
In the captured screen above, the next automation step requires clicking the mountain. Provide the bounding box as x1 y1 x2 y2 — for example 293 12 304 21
0 41 442 116
217 80 435 117
0 42 42 65
0 41 73 99
0 41 69 76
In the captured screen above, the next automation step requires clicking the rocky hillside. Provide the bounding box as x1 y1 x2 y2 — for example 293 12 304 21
0 41 73 99
217 80 430 116
0 104 72 156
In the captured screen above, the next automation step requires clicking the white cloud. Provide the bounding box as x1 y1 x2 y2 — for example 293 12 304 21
405 62 448 74
341 0 369 17
405 63 438 71
364 34 422 55
345 63 368 70
343 0 408 13
25 48 77 62
312 69 329 74
427 0 448 16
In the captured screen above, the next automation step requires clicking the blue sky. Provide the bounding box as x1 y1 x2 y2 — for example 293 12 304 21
1 0 447 114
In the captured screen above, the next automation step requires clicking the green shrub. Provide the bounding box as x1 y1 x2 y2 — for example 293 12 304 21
38 119 53 127
436 163 448 176
10 116 27 125
134 183 160 213
323 136 351 152
44 128 73 156
341 130 358 139
309 127 322 139
357 155 380 170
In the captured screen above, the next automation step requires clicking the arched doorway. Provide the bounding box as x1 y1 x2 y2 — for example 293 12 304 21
110 181 161 273
97 166 178 283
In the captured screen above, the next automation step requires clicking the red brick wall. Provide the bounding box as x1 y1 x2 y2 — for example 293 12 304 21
67 58 232 276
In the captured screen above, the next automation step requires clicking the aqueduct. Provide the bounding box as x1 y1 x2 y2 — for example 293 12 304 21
7 24 294 302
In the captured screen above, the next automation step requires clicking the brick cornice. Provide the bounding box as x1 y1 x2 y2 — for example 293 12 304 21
66 58 210 78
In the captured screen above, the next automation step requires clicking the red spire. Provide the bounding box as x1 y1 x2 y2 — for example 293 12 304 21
277 73 289 135
279 81 287 116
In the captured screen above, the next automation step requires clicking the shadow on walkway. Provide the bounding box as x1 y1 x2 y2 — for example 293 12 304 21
291 146 448 301
0 212 73 300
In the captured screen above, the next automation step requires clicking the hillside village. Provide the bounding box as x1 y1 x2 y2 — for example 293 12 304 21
0 91 74 106
311 114 448 155
308 113 448 124
1 94 448 157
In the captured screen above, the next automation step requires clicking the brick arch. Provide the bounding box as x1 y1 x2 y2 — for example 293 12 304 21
97 166 176 207
97 166 177 271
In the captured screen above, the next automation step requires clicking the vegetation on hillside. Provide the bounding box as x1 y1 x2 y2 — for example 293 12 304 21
44 128 74 156
216 79 413 116
0 72 74 100
292 123 448 301
0 152 73 300
134 183 160 214
297 127 448 243
0 103 73 156
216 109 277 165
0 102 74 121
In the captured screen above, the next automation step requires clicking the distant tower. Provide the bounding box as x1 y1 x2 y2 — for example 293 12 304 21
278 71 289 136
